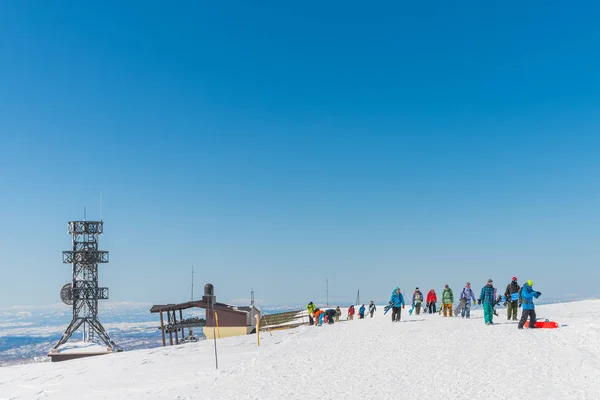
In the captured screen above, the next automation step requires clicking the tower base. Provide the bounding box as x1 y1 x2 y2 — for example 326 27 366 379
48 341 119 362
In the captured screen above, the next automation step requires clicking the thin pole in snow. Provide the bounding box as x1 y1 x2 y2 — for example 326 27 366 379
326 278 329 307
210 300 218 369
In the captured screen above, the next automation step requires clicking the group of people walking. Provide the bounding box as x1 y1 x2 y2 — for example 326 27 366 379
307 277 542 330
388 277 542 328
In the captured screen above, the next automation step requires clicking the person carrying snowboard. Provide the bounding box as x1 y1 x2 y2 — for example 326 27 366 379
412 287 424 315
368 301 376 318
441 284 454 317
389 287 405 322
335 306 341 322
459 282 476 319
426 289 437 313
359 304 366 319
518 280 541 329
478 279 496 325
504 277 520 321
307 302 316 326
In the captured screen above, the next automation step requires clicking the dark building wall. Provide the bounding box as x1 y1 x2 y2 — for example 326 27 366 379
205 308 247 327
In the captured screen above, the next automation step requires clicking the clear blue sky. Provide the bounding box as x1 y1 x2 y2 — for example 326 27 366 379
1 1 599 307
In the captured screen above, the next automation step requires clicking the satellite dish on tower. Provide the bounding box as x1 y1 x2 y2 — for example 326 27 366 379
60 283 73 306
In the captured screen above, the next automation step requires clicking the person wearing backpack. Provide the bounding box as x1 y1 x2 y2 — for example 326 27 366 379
412 287 424 315
518 280 541 329
459 282 476 319
441 284 454 317
389 287 405 322
504 277 520 321
368 301 376 318
426 289 437 313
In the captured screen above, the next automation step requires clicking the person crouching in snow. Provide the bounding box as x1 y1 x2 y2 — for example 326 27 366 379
426 289 437 313
325 309 337 324
359 304 366 319
518 280 541 329
479 279 496 325
347 305 355 320
368 301 376 318
389 287 405 322
313 308 325 326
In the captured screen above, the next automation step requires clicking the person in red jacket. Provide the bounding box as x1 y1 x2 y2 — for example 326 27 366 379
347 305 356 320
426 289 437 314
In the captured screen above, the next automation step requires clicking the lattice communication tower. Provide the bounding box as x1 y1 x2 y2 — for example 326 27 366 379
53 220 117 350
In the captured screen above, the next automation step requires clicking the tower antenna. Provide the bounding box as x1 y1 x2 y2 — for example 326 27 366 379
100 192 103 221
53 219 117 353
191 265 194 301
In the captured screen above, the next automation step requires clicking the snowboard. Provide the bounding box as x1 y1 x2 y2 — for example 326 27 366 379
453 298 467 316
524 320 558 329
408 304 416 315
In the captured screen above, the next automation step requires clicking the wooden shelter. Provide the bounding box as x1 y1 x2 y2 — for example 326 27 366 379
150 284 260 345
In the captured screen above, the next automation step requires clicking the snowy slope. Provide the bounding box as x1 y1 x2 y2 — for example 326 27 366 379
1 300 600 399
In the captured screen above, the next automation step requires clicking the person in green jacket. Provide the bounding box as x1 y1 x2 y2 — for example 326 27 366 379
307 302 316 326
441 284 454 317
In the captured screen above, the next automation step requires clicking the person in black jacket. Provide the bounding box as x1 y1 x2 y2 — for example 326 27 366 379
504 277 520 321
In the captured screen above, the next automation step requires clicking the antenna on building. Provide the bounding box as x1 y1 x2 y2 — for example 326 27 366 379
100 192 103 221
84 206 87 221
251 288 255 306
191 265 194 301
356 289 360 306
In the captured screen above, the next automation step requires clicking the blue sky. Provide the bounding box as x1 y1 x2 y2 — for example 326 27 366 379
0 1 599 307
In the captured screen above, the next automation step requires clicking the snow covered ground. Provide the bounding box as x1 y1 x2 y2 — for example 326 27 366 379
1 300 600 399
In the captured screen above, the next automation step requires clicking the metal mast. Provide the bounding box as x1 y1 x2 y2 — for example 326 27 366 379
54 220 116 350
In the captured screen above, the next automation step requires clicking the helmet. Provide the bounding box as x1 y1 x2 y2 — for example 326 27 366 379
512 276 517 281
527 280 533 286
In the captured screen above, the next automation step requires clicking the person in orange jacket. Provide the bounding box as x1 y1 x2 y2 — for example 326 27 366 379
313 308 325 326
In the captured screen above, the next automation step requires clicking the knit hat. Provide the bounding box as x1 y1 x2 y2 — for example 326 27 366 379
512 276 517 281
487 279 493 284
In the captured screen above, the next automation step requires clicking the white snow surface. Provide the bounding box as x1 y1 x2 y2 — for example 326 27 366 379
1 300 600 399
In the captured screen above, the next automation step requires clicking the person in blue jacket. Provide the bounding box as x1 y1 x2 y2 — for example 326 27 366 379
389 287 405 322
518 280 541 329
358 304 366 319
